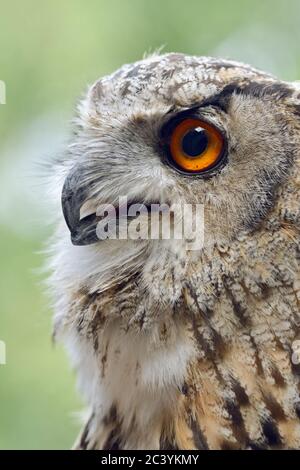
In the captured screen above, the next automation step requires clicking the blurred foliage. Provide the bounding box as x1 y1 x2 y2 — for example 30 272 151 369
0 0 300 449
0 227 81 449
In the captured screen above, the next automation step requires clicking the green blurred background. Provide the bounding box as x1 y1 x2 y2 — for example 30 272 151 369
1 0 300 449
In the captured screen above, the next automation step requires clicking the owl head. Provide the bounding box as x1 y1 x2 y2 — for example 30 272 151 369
59 53 300 292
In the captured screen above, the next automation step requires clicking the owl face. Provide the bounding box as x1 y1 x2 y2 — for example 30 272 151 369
54 55 300 450
62 53 300 254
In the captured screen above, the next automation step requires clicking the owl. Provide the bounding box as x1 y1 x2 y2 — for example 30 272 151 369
49 53 300 450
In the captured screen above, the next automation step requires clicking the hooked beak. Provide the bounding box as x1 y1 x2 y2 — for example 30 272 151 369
61 163 99 246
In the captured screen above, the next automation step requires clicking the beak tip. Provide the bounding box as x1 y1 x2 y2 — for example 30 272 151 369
70 229 99 246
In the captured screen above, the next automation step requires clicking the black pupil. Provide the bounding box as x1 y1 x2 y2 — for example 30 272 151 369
181 127 208 157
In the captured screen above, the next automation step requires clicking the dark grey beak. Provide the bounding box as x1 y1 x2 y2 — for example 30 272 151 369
61 163 99 246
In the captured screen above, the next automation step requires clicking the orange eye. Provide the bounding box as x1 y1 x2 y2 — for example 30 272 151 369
169 118 225 173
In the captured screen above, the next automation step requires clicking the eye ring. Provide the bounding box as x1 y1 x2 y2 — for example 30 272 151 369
165 117 226 176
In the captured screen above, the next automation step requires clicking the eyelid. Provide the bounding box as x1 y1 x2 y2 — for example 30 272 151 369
161 83 235 135
160 109 226 144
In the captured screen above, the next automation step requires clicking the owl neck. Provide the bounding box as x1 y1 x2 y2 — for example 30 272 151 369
59 184 300 449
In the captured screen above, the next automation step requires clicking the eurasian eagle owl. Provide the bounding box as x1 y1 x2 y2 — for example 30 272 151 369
49 53 300 449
